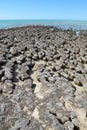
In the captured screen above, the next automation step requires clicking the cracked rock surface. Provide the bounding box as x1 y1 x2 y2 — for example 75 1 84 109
0 26 87 130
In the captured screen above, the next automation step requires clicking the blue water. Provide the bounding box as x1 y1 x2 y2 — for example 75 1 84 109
0 20 87 30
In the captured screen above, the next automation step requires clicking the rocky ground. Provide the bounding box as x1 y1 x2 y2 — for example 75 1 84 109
0 26 87 130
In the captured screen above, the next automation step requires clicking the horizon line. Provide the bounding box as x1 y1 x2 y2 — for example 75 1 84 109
0 19 87 21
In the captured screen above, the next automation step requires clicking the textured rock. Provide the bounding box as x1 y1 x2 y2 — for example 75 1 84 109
0 69 4 79
0 55 6 65
3 80 13 94
14 117 30 129
0 26 87 130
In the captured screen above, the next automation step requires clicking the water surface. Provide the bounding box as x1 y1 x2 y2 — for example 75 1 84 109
0 20 87 30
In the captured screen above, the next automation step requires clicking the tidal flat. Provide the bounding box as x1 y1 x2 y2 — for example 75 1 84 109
0 26 87 130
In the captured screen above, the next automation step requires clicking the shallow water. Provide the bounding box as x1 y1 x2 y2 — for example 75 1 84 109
0 20 87 30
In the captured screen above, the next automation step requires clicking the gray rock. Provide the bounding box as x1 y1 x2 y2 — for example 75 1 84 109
52 122 65 130
83 83 87 91
64 121 74 130
29 120 44 130
70 111 77 119
18 72 29 81
74 77 83 86
10 47 18 56
0 69 4 79
3 80 13 94
14 117 30 129
0 26 87 130
22 79 33 88
0 115 5 121
8 128 17 130
12 89 25 101
48 76 56 83
0 85 3 94
1 76 7 82
0 56 6 65
61 116 69 124
4 67 13 80
32 54 39 60
16 55 26 64
72 118 79 128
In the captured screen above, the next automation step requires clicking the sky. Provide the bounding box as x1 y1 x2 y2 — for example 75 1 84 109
0 0 87 20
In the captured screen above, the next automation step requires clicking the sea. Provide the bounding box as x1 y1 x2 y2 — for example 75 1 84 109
0 20 87 30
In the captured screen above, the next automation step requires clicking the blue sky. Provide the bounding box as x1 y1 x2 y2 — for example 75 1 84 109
0 0 87 20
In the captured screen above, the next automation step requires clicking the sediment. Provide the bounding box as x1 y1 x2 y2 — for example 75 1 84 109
0 26 87 130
